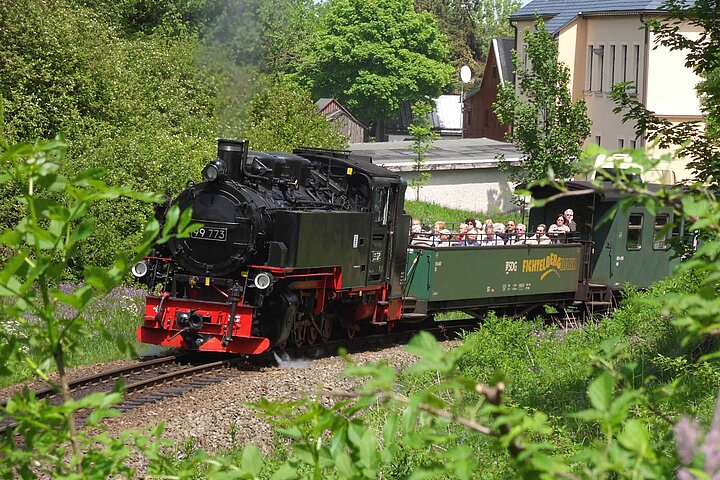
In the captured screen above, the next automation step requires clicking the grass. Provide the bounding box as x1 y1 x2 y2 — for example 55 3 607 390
212 270 720 477
0 284 148 387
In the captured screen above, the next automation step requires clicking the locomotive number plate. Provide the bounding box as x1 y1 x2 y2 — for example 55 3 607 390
191 227 227 241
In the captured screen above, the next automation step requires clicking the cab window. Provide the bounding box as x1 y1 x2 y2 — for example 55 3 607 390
626 213 643 250
373 187 390 225
653 214 670 250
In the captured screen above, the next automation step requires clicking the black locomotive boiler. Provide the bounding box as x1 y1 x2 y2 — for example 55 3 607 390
134 139 410 353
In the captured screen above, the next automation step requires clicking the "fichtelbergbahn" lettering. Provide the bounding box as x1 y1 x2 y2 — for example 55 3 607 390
522 253 577 274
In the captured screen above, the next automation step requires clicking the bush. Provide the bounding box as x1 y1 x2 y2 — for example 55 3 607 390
0 0 219 271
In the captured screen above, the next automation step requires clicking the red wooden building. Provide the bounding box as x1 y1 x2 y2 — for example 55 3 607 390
316 98 367 144
463 37 514 141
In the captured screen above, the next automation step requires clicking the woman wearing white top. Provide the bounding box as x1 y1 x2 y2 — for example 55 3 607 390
548 214 570 242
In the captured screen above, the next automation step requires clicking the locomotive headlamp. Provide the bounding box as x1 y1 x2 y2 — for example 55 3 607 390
254 272 274 290
201 158 227 182
131 260 149 278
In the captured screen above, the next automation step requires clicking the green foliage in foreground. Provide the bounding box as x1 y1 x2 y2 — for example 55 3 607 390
0 137 203 477
4 133 720 479
0 285 145 387
204 269 714 479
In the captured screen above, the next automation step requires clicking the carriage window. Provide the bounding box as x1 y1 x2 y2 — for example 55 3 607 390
653 214 670 250
626 213 643 250
373 187 390 225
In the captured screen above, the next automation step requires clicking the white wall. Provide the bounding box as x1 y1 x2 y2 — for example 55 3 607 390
400 168 517 213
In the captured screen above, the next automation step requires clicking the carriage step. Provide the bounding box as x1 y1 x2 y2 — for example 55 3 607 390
401 313 428 320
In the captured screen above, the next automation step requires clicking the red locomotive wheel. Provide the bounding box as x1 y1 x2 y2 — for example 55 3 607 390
346 322 359 339
293 320 307 347
307 317 319 345
319 314 333 342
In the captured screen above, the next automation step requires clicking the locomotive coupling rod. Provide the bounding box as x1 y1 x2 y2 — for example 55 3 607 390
222 283 241 346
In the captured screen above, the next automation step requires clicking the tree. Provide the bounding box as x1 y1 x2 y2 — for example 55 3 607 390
242 79 348 152
0 0 218 272
494 15 591 183
408 101 438 201
203 0 317 73
294 0 454 138
611 0 720 185
415 0 521 88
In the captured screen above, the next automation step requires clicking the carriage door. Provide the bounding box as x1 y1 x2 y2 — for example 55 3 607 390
367 184 393 285
612 211 647 288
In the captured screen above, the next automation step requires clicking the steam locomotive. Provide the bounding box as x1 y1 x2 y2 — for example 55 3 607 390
135 139 410 354
134 139 681 354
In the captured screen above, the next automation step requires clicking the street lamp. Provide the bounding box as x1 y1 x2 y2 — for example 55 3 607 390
460 65 472 138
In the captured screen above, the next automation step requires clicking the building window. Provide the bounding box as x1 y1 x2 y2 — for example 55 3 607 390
627 213 643 250
633 44 641 94
653 214 670 250
622 44 628 82
595 135 602 146
629 139 637 149
610 45 616 88
618 138 625 149
587 45 594 91
596 45 604 92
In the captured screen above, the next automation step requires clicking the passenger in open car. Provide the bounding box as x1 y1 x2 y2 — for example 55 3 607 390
526 224 551 245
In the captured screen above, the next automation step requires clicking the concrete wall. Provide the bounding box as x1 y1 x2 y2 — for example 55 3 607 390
646 25 702 117
400 168 517 214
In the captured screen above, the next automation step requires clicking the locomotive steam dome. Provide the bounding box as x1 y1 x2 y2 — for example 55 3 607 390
167 140 271 277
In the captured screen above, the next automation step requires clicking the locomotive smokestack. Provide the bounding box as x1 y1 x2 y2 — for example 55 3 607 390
217 139 248 181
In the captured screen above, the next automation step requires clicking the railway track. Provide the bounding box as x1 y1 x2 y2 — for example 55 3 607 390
0 354 248 434
0 319 475 435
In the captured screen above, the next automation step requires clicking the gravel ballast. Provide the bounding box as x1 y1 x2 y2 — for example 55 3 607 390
103 341 458 455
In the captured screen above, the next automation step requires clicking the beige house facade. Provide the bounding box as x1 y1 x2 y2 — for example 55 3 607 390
510 1 703 182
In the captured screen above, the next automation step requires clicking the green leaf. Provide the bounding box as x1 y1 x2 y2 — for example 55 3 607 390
73 167 106 182
271 463 298 480
0 250 30 286
406 331 443 362
68 219 96 246
85 266 116 292
52 285 94 311
334 451 357 478
162 205 181 238
587 372 613 412
241 444 263 476
0 229 22 247
618 419 650 457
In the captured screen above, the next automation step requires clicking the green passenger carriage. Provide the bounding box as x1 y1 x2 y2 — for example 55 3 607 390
401 181 683 321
